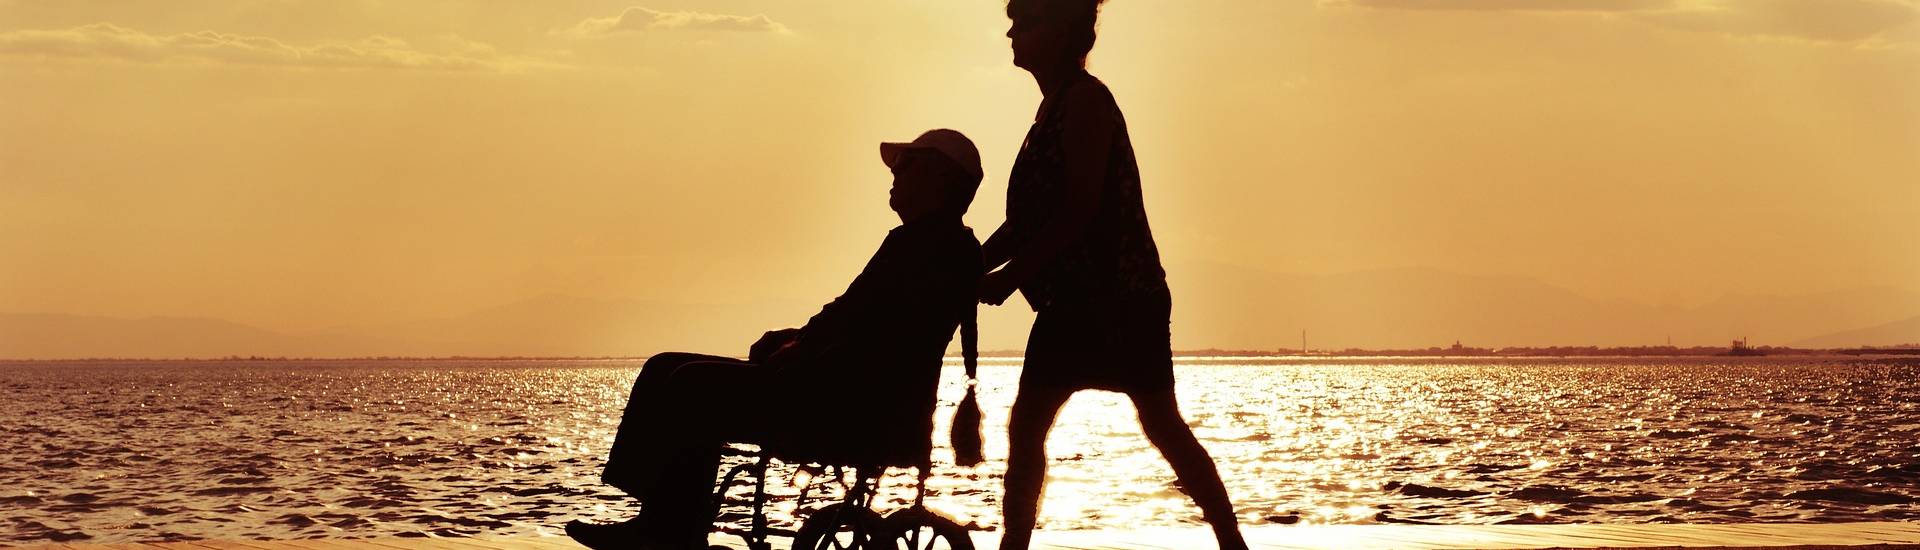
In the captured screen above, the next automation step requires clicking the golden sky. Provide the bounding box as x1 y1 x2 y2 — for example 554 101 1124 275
2 0 1917 353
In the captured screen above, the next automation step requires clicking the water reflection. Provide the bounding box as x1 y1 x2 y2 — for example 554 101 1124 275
2 357 1916 544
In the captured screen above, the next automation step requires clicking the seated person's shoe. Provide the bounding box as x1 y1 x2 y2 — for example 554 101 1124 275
565 518 639 550
565 518 704 550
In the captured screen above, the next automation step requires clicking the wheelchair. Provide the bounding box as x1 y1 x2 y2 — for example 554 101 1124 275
700 308 982 550
711 449 975 550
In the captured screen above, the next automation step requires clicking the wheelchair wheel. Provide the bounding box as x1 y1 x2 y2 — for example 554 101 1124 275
877 507 975 550
791 503 885 550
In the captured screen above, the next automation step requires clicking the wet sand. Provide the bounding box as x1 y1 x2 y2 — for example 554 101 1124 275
1009 522 1920 549
10 523 1920 550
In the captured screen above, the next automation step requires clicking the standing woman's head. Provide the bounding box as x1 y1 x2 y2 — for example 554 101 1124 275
1006 0 1107 73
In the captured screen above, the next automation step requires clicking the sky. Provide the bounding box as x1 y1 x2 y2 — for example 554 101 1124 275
2 0 1917 352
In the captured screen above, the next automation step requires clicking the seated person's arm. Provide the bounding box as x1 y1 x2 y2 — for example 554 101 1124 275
749 328 802 363
845 241 978 355
764 233 903 366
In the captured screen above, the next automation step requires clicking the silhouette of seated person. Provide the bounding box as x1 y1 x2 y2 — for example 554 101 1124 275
567 129 986 550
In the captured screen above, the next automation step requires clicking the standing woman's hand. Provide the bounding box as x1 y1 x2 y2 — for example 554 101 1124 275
979 269 1020 306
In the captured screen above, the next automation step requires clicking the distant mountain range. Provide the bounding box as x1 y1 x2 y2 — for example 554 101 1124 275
3 264 1917 359
1167 263 1920 350
1793 315 1920 349
0 313 291 358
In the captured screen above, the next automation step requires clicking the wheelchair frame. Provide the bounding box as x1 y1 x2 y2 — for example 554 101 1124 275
713 449 967 550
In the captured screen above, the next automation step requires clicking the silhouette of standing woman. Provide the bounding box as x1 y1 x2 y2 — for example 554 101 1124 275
978 1 1249 549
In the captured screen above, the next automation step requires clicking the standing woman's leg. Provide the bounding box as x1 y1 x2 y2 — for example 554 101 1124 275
997 384 1073 550
1130 388 1249 550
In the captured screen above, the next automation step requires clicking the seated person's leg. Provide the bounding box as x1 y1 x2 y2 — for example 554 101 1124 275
634 359 780 541
604 352 748 496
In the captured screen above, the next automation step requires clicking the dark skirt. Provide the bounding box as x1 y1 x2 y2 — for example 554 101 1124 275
1020 288 1175 395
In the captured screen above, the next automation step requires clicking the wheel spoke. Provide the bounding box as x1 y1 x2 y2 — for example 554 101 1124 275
796 504 888 550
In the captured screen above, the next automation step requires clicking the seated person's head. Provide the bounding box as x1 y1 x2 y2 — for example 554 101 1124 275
881 129 983 223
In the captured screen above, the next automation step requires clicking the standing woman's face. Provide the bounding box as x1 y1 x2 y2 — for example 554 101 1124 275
1006 8 1066 72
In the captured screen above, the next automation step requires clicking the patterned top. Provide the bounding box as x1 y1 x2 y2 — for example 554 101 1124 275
1005 73 1168 311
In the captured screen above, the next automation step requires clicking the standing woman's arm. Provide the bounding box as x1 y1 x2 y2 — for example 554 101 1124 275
982 225 1017 271
981 84 1119 304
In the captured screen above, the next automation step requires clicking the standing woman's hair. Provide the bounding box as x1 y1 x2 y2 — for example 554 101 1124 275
1009 0 1109 67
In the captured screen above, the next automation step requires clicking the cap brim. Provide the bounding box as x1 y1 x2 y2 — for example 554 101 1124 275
880 142 925 169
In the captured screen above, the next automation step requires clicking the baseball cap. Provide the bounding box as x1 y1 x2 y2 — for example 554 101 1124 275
880 129 984 183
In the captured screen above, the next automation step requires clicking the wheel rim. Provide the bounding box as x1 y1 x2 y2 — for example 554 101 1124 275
808 506 873 550
886 510 971 550
899 523 956 550
826 523 865 550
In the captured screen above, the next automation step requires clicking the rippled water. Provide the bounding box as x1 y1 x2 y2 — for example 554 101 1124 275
4 357 1918 544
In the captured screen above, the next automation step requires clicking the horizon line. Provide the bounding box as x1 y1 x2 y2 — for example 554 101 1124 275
6 344 1920 362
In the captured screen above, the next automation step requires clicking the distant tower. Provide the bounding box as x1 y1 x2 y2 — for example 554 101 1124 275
1302 329 1308 355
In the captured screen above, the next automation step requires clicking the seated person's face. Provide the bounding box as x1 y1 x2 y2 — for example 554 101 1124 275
889 150 958 223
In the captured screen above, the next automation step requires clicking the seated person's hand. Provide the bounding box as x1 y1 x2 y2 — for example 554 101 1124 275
749 328 802 363
978 269 1019 306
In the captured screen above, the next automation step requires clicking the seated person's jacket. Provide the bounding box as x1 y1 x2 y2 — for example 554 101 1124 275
763 219 983 467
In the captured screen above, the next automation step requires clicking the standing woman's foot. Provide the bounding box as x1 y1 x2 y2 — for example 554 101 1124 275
1214 528 1251 550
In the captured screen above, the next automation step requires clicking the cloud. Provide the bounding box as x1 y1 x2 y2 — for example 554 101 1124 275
1640 0 1920 43
1319 0 1920 43
562 6 791 36
1317 0 1676 12
0 23 543 71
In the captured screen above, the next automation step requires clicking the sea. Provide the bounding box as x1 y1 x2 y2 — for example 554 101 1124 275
3 356 1918 544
